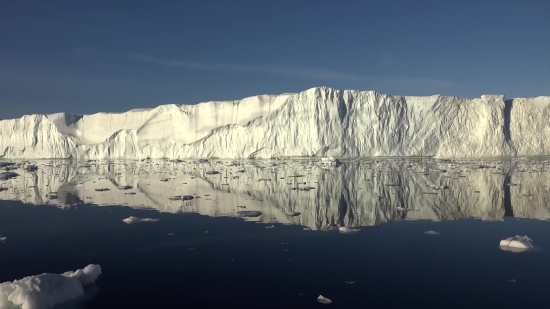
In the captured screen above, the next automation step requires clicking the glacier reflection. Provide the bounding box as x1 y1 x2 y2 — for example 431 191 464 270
0 158 548 230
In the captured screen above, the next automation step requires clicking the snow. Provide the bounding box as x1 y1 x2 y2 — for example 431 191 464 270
1 87 548 159
0 264 101 309
122 216 160 224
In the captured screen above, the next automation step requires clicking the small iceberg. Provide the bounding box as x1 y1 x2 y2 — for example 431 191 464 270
318 156 341 167
122 216 160 224
0 264 102 309
499 235 535 253
0 237 6 243
424 230 440 235
169 195 195 201
0 172 19 181
317 295 332 304
339 227 361 234
234 211 262 218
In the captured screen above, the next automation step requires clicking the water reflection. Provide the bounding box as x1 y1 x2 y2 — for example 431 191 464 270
0 158 548 230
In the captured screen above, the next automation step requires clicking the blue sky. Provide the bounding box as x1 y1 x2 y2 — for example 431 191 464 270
1 0 549 119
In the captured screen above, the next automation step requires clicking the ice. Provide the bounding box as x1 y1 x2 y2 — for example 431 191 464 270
1 87 548 159
424 230 440 235
234 211 262 218
0 264 101 309
0 172 19 180
317 295 332 304
0 237 6 243
339 227 361 234
499 235 535 252
122 216 160 224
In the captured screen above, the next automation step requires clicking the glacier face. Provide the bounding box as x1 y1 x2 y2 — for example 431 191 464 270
0 87 548 159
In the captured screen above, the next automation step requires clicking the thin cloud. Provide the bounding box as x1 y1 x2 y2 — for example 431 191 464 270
129 53 459 88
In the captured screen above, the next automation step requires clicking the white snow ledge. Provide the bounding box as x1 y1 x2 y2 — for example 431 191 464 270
1 87 549 159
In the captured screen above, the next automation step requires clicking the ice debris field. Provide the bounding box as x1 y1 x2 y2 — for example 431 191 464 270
1 87 549 159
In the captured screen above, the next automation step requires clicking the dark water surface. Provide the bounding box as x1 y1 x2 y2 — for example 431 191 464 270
1 203 549 308
1 159 549 308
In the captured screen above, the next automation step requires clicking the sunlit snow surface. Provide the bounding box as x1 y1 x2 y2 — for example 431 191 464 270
1 87 549 159
0 265 101 309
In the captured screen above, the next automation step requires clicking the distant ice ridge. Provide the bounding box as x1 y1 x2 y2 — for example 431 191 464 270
0 264 101 309
0 86 549 159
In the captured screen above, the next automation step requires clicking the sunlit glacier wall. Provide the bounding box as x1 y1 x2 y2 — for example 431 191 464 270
1 87 549 159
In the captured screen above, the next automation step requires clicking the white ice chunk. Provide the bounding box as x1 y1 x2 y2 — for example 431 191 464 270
122 216 160 224
0 237 6 243
234 210 262 218
499 235 535 252
317 295 332 304
0 264 101 309
424 230 440 235
338 227 361 234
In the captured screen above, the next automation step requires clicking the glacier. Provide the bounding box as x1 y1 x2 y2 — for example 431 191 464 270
0 87 549 159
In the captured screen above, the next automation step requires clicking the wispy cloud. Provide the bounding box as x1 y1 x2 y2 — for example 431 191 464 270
129 53 459 88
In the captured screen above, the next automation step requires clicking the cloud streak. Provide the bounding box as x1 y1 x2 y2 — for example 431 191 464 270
129 53 458 89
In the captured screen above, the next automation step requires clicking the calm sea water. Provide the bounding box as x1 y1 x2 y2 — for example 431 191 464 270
1 159 549 308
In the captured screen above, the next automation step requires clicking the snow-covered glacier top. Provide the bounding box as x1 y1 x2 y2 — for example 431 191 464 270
0 87 548 159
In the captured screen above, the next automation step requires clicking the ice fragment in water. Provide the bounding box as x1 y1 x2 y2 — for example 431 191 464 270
122 216 160 224
0 264 101 309
339 227 361 234
499 235 535 253
234 211 262 218
424 230 440 235
317 295 332 304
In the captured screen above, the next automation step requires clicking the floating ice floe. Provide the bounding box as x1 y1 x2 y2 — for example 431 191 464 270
318 156 341 167
499 235 536 253
122 216 160 224
424 230 440 235
339 227 361 234
0 264 101 309
0 237 6 243
233 210 262 218
317 295 332 304
0 172 19 181
169 195 195 201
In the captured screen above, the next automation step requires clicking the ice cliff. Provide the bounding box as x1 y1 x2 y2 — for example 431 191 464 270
0 87 548 159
